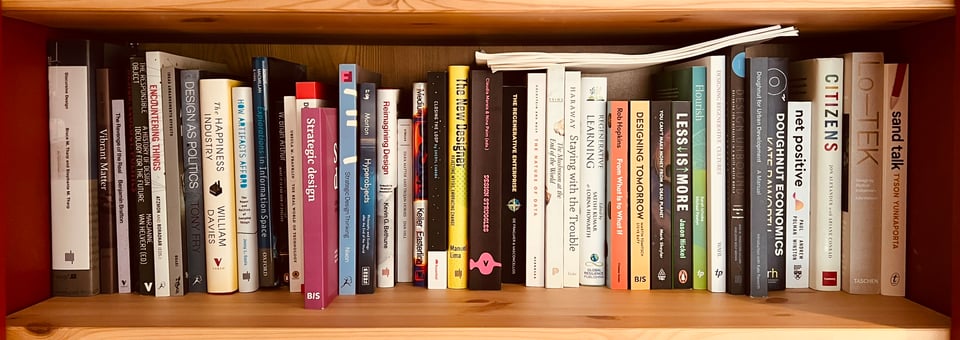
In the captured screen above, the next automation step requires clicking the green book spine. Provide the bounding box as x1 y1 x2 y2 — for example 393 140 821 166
691 67 708 290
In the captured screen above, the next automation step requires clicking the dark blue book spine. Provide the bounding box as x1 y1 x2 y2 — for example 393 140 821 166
179 69 206 293
357 82 379 294
252 57 277 288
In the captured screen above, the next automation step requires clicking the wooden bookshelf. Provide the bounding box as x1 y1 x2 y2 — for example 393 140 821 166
1 0 957 338
5 285 950 338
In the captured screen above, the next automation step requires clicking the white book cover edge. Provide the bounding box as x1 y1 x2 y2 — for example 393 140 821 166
787 101 812 289
563 70 581 288
397 119 414 283
235 87 258 293
377 88 399 288
525 72 547 288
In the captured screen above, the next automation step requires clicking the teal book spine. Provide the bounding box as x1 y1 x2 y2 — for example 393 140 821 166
691 66 708 290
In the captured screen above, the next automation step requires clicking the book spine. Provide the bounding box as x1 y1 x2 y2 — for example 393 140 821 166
112 98 132 294
377 88 399 288
880 63 908 297
580 77 606 286
787 101 812 289
302 107 341 309
502 79 527 285
357 82 379 294
447 65 470 289
426 71 449 290
563 71 581 288
705 56 727 293
178 69 206 294
129 57 155 296
412 82 428 287
748 58 769 297
691 67 708 290
200 78 241 294
397 117 414 284
338 64 360 295
650 100 673 290
96 69 118 294
161 66 186 296
841 52 884 295
468 70 503 290
766 58 788 291
725 46 748 295
284 96 302 292
544 64 565 289
629 100 650 290
672 100 693 290
234 87 259 293
607 100 628 290
146 54 172 297
252 58 278 288
525 73 547 288
791 58 844 291
49 64 100 296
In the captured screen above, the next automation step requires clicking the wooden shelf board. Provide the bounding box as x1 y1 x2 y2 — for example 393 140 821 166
1 0 954 39
6 285 950 338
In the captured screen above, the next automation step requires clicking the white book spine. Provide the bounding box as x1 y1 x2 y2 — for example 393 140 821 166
525 72 547 287
112 99 132 293
545 65 565 289
377 88 399 288
291 97 322 292
787 101 812 289
200 78 240 294
397 118 414 283
234 87 258 293
146 57 171 297
563 71 581 288
705 56 727 293
579 77 607 286
49 65 95 275
881 64 908 296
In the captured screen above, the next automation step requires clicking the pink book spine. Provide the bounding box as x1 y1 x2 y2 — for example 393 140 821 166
303 107 339 309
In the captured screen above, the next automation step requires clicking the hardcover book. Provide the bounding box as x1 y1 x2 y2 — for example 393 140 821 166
252 56 306 288
579 77 607 286
426 71 449 290
468 70 503 290
412 81 428 287
338 64 381 295
563 70 582 288
880 63 908 297
398 117 414 284
525 72 547 288
501 73 527 285
787 100 812 289
357 82 380 294
301 107 340 309
789 58 844 291
607 100 629 290
841 52 884 295
544 64 565 289
178 68 207 294
288 82 325 293
199 78 242 294
448 65 470 289
234 87 258 293
747 57 769 298
725 46 748 295
629 100 650 290
766 57 789 291
377 88 400 288
649 100 673 290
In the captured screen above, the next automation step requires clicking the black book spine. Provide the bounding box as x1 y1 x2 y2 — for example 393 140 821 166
96 68 118 294
129 55 156 296
252 57 276 288
766 58 789 291
468 70 503 290
501 73 527 284
179 69 206 293
357 82 379 294
426 71 449 287
650 100 673 289
725 45 748 295
671 100 693 289
747 57 769 298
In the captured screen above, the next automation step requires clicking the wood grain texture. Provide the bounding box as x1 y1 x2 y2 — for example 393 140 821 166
5 285 950 339
0 0 955 41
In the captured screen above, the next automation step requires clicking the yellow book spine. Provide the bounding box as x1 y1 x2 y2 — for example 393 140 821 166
629 100 651 290
447 65 470 289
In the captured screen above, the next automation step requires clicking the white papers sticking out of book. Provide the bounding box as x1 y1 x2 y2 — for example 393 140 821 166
475 25 798 73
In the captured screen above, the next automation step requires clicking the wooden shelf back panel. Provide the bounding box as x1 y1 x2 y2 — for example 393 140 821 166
5 285 951 338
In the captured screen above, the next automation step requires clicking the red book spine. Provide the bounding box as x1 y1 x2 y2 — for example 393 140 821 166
302 107 339 309
607 100 629 290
